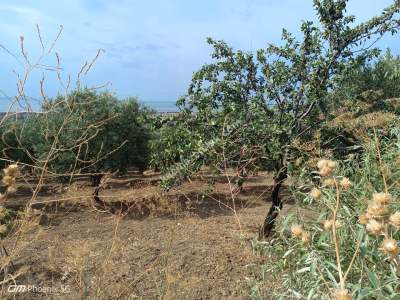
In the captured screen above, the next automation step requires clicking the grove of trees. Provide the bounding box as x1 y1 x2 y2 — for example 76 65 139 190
0 0 399 235
1 90 152 185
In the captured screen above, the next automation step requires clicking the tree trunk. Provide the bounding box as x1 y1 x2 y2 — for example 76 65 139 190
90 174 103 187
92 180 129 214
92 183 107 211
259 164 288 238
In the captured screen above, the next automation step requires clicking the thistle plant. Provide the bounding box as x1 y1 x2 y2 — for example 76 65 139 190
0 164 20 236
297 159 399 299
359 190 400 262
0 164 19 206
251 126 400 299
0 164 21 278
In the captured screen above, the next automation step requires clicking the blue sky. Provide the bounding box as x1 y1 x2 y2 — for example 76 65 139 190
0 0 398 106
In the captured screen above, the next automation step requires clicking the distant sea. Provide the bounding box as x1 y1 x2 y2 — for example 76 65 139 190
141 100 179 113
0 97 180 113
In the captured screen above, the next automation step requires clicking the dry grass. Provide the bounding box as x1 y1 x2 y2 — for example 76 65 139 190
0 170 283 299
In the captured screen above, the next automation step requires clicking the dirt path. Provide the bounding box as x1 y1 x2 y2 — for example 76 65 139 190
3 175 288 299
119 204 265 299
8 204 267 299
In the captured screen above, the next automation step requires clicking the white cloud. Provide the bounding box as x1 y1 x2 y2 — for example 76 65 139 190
0 4 44 22
0 0 398 101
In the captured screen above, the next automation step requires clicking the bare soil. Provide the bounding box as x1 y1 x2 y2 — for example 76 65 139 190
1 172 296 299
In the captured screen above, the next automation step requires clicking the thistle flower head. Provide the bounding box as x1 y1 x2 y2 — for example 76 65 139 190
2 175 15 187
359 213 370 225
322 178 335 188
324 219 333 230
381 238 400 257
4 164 19 177
367 203 389 218
317 159 329 170
290 224 303 237
301 231 310 243
389 212 400 229
372 192 392 205
310 187 322 199
324 219 342 231
317 159 336 177
366 219 383 236
6 186 16 195
327 160 337 169
333 288 351 300
319 166 332 177
340 177 352 190
0 224 7 235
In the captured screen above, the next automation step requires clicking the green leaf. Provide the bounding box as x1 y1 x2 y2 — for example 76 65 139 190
283 249 294 259
366 269 380 290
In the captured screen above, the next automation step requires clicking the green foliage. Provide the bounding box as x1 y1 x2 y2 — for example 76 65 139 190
150 114 199 173
0 117 37 169
0 89 152 181
158 0 400 192
251 123 400 299
44 90 151 177
332 50 400 103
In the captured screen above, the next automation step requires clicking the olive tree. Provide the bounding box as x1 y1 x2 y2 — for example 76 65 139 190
329 49 400 107
43 90 151 185
3 89 152 185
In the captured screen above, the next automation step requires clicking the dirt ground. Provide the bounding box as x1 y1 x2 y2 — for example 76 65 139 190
0 172 295 299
